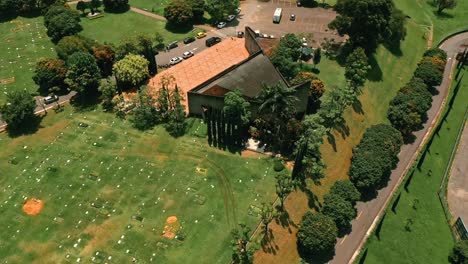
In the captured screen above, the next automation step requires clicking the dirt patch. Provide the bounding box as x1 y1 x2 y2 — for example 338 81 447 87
241 150 265 158
81 216 127 256
22 198 43 215
162 216 180 239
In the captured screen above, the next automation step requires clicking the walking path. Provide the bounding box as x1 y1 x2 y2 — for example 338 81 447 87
448 117 468 225
332 31 468 264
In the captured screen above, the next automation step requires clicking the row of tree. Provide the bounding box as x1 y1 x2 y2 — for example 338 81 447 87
164 0 238 26
44 4 83 43
388 48 447 141
0 0 64 19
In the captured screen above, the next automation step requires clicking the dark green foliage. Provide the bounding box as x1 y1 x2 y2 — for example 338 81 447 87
270 34 302 80
329 0 406 53
1 0 63 17
449 240 468 264
414 62 444 88
313 47 322 67
297 212 338 256
349 124 403 192
189 0 205 22
93 45 116 77
435 0 457 13
322 193 356 232
386 8 407 48
65 52 101 96
424 48 448 61
388 78 433 137
76 1 88 14
273 159 285 172
115 34 158 75
44 5 82 43
89 0 101 14
329 180 361 205
0 90 36 132
56 35 94 60
131 94 159 130
231 223 254 264
98 79 117 111
345 47 370 90
33 58 67 95
165 86 187 137
0 0 19 18
102 0 128 12
275 173 294 211
205 0 238 22
164 0 194 26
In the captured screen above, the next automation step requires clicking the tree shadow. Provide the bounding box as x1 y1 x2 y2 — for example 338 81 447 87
337 224 352 238
367 55 383 82
6 115 43 138
383 42 403 57
433 10 455 19
327 131 337 152
70 93 100 112
164 23 195 34
298 243 336 264
260 230 279 255
303 187 321 211
352 99 364 115
358 248 368 264
103 5 130 14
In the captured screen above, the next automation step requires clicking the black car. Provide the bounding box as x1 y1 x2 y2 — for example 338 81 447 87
183 36 195 44
206 37 221 47
290 14 296 21
166 41 178 50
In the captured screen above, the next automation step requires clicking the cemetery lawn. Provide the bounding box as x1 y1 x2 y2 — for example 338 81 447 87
129 0 170 16
77 9 202 45
0 16 55 104
357 66 468 264
0 107 278 263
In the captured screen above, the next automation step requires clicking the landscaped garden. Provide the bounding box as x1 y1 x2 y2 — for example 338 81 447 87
0 107 279 263
0 16 55 104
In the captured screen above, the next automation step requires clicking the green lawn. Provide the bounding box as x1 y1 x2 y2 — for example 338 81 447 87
358 66 468 264
129 0 170 16
77 9 201 45
0 108 278 263
0 16 55 104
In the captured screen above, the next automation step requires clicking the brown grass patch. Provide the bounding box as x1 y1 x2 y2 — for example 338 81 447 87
22 198 43 215
80 216 127 256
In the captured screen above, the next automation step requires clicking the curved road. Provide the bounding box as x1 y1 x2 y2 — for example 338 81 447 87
332 31 468 264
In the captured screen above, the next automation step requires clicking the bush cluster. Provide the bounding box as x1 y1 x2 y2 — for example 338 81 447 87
388 48 447 139
349 124 403 193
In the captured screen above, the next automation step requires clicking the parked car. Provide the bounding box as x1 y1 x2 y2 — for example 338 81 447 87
217 22 227 29
182 51 194 59
237 31 244 38
227 15 236 22
290 14 296 21
296 1 301 6
196 32 207 39
169 57 183 65
183 36 195 44
206 37 221 47
235 8 241 14
166 41 178 50
43 95 58 104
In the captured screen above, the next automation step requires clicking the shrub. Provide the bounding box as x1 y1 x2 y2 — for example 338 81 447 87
322 193 356 232
423 48 447 61
414 62 443 88
273 159 285 172
329 180 360 205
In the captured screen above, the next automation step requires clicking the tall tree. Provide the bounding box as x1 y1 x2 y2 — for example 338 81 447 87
89 0 101 14
329 0 406 52
113 54 149 90
205 0 238 22
93 45 116 77
55 35 94 60
435 0 457 13
231 223 255 264
345 47 370 90
259 202 275 239
297 212 338 256
0 90 37 132
322 193 356 232
98 78 117 111
164 0 194 26
189 0 205 22
329 180 361 205
76 1 88 14
33 58 67 95
136 34 157 75
165 85 187 137
131 93 159 130
313 47 322 68
275 173 294 211
65 52 101 96
102 0 128 12
44 5 82 43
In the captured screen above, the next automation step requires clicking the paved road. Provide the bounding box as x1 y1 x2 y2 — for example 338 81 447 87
448 118 468 225
332 32 468 264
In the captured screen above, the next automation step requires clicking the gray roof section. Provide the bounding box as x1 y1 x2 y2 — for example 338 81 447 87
195 52 287 98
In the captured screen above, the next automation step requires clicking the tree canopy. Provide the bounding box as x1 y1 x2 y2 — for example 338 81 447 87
65 52 101 96
223 90 251 125
113 54 149 89
33 58 67 95
0 90 37 132
55 35 94 60
164 0 194 26
205 0 238 22
44 5 82 43
297 212 338 256
345 47 370 90
103 0 129 12
322 193 356 232
329 180 361 205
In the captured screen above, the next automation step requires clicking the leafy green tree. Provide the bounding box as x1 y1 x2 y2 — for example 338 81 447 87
165 85 187 137
317 86 347 129
449 240 468 264
345 47 370 90
98 78 117 111
275 173 294 211
89 0 101 14
414 62 444 88
231 223 255 264
424 48 448 61
76 1 88 14
154 32 165 49
113 54 149 90
65 52 101 96
224 90 251 125
189 0 205 22
0 0 19 18
0 90 37 132
435 0 457 13
102 0 128 12
259 202 275 239
164 0 194 26
44 6 82 43
205 0 238 22
313 47 322 68
329 0 406 52
136 34 157 75
297 212 338 256
322 193 356 232
131 94 159 130
56 35 94 60
270 52 299 80
33 58 67 95
93 45 116 77
329 180 360 205
386 8 407 47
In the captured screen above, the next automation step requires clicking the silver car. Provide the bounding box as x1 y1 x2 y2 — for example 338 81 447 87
169 57 183 65
182 51 194 59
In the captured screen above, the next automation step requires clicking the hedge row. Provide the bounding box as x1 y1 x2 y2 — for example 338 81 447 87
388 48 447 139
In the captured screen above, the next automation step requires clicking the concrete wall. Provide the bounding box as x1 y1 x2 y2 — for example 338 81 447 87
245 27 262 55
187 92 225 116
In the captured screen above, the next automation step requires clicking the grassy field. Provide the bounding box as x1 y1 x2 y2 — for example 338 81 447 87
129 0 170 16
254 7 428 264
358 66 468 264
0 16 55 104
77 9 201 45
0 107 278 263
